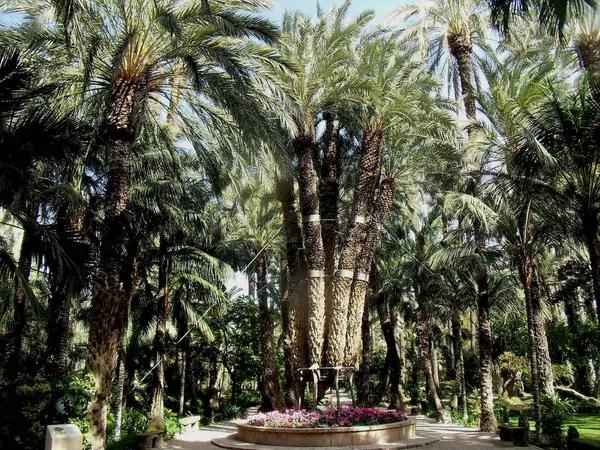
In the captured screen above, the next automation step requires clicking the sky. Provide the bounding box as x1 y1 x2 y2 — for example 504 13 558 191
263 0 411 24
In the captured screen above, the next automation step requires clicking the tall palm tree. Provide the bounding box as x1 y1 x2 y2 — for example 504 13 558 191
394 0 498 430
278 2 373 365
13 0 290 446
479 59 561 428
510 80 600 327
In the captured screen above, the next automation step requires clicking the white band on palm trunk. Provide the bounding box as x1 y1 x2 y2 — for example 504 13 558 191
307 270 325 278
338 269 354 279
354 272 369 282
303 214 321 223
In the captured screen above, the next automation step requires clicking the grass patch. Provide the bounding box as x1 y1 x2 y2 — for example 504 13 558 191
563 413 600 442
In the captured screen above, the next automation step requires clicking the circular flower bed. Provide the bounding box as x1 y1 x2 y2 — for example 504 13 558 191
248 406 407 428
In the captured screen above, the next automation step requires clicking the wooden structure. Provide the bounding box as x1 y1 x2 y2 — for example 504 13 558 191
297 365 355 410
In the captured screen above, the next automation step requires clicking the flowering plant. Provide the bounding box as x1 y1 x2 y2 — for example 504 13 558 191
247 406 407 428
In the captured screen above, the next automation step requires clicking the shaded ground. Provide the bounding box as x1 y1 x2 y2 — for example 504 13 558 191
168 416 539 449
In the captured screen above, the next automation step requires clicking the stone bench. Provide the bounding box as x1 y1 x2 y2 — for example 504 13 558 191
180 415 202 432
498 424 528 447
138 430 164 449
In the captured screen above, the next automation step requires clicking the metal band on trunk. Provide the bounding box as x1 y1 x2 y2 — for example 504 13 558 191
307 270 325 278
303 214 321 223
338 269 354 279
354 215 366 225
354 272 369 282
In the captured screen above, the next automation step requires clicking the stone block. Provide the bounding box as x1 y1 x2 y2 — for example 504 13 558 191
45 424 83 450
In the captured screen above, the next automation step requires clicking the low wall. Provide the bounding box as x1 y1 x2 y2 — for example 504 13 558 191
236 419 416 447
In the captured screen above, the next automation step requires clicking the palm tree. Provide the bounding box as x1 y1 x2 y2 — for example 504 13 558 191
394 0 499 430
12 0 290 445
278 2 373 365
509 80 600 327
222 175 286 410
479 58 561 428
572 9 600 100
487 0 597 39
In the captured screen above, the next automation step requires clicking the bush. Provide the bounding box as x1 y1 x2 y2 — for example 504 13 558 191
541 396 575 447
494 398 510 424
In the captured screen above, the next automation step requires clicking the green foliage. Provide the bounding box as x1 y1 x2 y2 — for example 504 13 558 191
13 376 51 449
164 410 182 438
541 396 576 447
495 398 511 424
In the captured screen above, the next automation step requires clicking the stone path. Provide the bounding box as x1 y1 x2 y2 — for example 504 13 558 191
166 416 539 449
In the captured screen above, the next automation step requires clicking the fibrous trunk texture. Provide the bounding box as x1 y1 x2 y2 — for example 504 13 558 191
451 313 468 421
276 178 307 375
584 231 600 326
257 257 285 411
377 296 404 410
114 234 138 440
344 178 395 366
320 117 341 355
87 83 138 450
416 306 450 423
281 268 298 406
150 237 171 430
520 258 554 430
357 295 371 406
476 265 497 432
448 33 477 120
295 135 326 365
564 293 595 395
576 34 600 101
326 129 383 366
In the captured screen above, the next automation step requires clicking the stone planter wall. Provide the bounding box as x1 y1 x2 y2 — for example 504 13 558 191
236 419 416 447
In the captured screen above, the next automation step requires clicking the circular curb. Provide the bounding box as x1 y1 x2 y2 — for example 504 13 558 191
211 433 441 449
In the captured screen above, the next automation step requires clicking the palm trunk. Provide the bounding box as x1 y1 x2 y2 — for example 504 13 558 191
357 295 371 406
87 83 138 450
113 351 127 441
320 117 341 356
451 313 468 421
476 270 497 432
377 297 404 410
431 341 440 392
114 234 138 441
448 34 477 120
327 128 383 366
343 177 394 366
576 37 600 102
295 135 326 365
450 31 497 432
276 178 307 376
584 230 600 325
519 258 554 431
46 279 72 378
204 345 219 420
281 267 297 406
416 306 450 423
257 257 285 410
6 219 33 379
177 300 190 416
564 293 594 395
149 237 171 430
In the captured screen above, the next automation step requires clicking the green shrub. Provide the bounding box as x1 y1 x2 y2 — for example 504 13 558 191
164 410 182 438
541 396 575 447
494 398 510 424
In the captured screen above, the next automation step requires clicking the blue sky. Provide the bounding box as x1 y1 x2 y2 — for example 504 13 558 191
263 0 411 24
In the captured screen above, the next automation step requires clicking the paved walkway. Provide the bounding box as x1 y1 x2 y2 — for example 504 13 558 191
166 416 538 449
